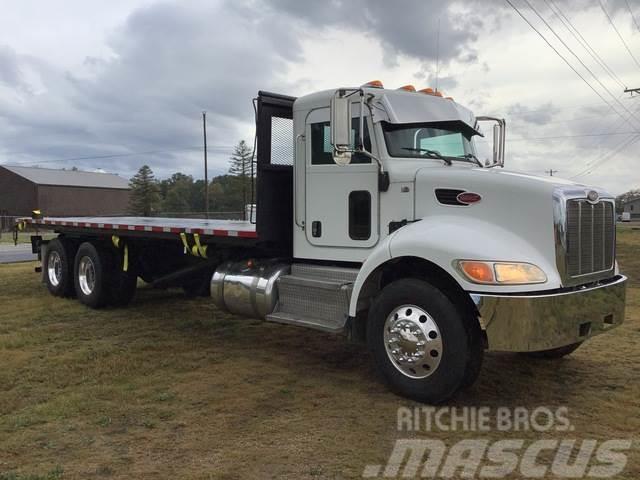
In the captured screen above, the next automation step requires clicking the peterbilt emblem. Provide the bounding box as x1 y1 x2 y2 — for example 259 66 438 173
456 192 482 205
586 190 599 204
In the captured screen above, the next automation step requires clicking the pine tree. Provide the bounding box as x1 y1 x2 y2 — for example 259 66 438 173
161 173 194 214
129 165 160 216
228 140 254 217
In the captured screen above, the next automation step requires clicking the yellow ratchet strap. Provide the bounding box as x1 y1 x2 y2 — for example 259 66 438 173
193 233 208 258
110 235 128 271
123 244 129 272
180 232 199 257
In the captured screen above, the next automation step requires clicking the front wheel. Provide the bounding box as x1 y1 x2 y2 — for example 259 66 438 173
367 279 483 404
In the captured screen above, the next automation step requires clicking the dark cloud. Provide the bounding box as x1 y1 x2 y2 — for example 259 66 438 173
0 1 302 177
264 0 485 66
507 102 560 125
0 46 28 90
0 0 494 178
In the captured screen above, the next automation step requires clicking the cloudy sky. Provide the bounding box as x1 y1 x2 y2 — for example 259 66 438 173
0 0 639 194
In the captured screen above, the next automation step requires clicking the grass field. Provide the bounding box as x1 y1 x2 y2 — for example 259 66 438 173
0 228 638 479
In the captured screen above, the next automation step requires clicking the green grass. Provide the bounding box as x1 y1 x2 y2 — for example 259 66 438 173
0 231 638 478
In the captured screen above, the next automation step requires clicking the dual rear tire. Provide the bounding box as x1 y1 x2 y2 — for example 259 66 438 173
44 238 137 308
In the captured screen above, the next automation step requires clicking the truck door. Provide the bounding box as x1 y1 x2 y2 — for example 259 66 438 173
304 107 379 248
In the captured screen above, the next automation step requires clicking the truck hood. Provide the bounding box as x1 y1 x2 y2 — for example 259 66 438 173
405 165 613 291
408 164 612 205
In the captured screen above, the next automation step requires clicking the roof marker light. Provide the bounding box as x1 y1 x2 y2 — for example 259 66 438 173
362 80 384 88
419 87 435 95
434 91 443 97
398 84 416 92
446 96 455 101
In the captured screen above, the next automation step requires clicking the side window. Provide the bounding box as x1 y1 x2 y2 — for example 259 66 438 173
349 190 371 240
310 118 372 165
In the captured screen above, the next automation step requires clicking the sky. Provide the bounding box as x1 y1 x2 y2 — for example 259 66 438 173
0 0 639 194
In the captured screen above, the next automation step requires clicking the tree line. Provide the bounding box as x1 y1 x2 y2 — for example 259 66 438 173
128 140 253 218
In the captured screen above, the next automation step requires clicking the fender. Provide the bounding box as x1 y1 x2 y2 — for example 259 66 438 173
349 215 561 316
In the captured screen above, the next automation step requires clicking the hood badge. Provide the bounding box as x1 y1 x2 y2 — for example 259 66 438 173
456 192 483 205
586 190 600 204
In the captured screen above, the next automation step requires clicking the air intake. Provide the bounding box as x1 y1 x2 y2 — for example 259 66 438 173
435 189 466 206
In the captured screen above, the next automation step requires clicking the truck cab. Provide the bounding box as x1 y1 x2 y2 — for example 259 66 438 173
248 81 626 402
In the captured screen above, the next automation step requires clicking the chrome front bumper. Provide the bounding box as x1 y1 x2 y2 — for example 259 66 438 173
471 275 627 352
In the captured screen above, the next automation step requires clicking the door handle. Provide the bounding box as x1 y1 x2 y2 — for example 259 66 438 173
294 133 305 228
311 221 322 238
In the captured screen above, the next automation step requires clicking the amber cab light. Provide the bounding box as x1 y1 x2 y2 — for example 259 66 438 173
398 84 416 92
458 261 495 284
362 80 384 88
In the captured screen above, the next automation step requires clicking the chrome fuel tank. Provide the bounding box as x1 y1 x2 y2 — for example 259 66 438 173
210 260 290 319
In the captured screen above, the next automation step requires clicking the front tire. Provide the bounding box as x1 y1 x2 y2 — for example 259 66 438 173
367 279 482 404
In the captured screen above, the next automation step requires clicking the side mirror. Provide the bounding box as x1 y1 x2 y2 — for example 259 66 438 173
492 124 500 166
476 116 506 167
330 92 352 166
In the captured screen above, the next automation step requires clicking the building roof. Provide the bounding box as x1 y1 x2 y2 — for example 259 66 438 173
1 165 130 190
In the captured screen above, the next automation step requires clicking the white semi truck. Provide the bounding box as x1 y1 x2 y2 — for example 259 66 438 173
18 82 627 403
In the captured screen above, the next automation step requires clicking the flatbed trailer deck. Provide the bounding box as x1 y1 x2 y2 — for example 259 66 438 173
20 216 258 240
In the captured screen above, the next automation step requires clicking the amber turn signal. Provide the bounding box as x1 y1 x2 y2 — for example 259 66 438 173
458 261 495 284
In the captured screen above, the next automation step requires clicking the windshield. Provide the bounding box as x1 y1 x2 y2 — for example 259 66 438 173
382 121 476 160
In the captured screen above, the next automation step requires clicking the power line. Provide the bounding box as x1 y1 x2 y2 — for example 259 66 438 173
509 131 639 141
545 0 626 89
570 99 640 177
624 0 640 33
570 134 640 178
510 110 619 127
523 0 640 129
504 0 640 133
598 0 640 70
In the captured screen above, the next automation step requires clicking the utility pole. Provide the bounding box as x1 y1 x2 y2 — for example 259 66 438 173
545 169 558 177
202 111 209 219
624 87 640 96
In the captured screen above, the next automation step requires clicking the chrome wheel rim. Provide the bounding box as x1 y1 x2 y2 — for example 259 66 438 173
384 304 443 379
47 251 62 287
78 256 96 296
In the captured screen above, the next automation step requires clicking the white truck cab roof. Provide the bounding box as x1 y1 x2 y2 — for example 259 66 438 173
293 85 478 133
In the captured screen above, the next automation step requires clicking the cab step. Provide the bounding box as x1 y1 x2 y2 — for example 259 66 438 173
265 264 358 333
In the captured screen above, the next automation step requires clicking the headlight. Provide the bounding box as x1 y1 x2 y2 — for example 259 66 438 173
457 260 547 285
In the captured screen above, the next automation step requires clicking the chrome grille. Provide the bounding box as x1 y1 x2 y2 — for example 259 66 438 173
566 200 615 277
